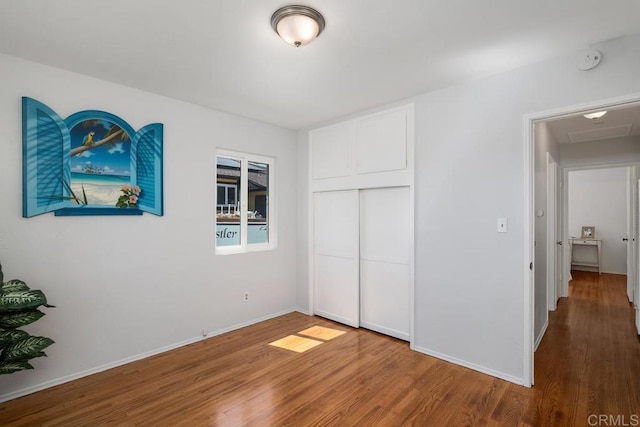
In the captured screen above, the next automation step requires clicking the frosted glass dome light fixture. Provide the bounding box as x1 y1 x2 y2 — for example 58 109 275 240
583 111 608 120
271 5 325 47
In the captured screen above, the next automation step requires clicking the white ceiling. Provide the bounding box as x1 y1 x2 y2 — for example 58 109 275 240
1 0 639 129
546 104 640 144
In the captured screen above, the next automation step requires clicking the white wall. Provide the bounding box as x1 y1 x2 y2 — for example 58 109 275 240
568 167 628 274
533 122 559 345
560 136 640 168
0 53 298 400
296 130 310 312
635 164 640 332
297 33 640 383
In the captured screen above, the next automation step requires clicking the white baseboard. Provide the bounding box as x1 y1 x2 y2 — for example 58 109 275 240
0 308 297 403
313 310 356 327
295 308 312 316
534 319 549 351
204 308 296 339
359 321 409 342
412 345 524 386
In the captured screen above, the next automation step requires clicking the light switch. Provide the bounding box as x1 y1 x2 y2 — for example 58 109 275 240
497 218 508 233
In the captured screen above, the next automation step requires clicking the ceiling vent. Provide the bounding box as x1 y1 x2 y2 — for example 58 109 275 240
568 124 632 143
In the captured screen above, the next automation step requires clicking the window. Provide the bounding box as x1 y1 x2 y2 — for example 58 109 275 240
217 184 238 210
216 150 275 253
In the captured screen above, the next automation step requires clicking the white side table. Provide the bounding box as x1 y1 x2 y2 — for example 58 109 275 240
569 238 602 274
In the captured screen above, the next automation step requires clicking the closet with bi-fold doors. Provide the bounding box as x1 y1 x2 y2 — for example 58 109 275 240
308 104 414 343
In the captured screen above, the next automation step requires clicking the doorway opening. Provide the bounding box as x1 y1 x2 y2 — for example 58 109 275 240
524 93 640 387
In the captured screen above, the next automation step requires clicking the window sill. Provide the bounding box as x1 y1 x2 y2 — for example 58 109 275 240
215 243 276 255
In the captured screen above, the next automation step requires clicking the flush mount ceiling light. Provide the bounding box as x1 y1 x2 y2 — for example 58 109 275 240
271 5 325 47
583 111 608 120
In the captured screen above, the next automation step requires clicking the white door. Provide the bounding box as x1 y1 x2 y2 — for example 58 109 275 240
359 187 411 341
628 168 637 303
313 190 360 327
555 163 563 304
547 154 558 311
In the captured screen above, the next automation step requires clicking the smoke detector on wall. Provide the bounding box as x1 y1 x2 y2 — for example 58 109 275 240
576 49 602 71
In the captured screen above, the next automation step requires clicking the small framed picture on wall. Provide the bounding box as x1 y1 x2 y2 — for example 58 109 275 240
581 226 595 239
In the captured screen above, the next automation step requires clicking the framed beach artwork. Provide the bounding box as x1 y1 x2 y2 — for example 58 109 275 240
22 97 163 217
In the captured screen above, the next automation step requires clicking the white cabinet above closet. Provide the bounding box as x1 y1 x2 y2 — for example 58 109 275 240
310 105 413 192
355 110 407 175
311 124 352 180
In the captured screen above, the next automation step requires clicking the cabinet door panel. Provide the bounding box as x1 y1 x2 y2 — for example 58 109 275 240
360 260 410 340
355 111 407 175
313 190 359 327
360 187 410 340
311 125 352 179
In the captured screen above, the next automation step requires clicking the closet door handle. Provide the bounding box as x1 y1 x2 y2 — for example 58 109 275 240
623 238 629 242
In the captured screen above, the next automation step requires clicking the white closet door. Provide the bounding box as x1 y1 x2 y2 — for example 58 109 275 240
313 190 360 327
360 187 411 340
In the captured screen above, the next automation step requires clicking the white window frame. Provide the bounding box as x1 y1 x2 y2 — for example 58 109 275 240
217 183 238 210
216 149 276 254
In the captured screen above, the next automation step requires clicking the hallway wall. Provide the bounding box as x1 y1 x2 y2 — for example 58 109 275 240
560 136 640 168
568 167 628 274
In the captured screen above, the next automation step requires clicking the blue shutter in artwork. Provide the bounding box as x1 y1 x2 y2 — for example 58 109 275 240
22 97 71 217
131 123 163 216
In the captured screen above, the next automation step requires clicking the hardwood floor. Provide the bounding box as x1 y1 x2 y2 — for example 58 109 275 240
1 271 638 426
533 271 640 426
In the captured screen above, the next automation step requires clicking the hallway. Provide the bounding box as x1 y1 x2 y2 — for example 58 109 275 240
534 271 640 424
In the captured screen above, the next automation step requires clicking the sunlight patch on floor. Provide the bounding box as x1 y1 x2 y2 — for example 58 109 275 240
269 335 323 353
298 326 347 341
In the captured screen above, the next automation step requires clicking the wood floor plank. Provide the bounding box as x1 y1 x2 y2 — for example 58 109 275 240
1 271 639 426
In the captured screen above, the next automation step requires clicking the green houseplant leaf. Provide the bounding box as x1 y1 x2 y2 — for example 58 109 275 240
0 309 45 329
0 329 30 347
1 280 30 293
0 360 34 375
0 290 48 310
1 336 55 362
0 262 54 375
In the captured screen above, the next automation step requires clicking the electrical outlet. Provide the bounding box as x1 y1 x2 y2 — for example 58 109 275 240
243 292 249 301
